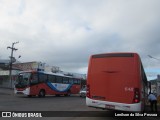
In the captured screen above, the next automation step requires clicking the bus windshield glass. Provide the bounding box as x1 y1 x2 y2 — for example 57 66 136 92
17 72 31 86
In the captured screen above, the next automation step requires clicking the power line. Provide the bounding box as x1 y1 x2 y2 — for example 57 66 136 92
148 55 160 61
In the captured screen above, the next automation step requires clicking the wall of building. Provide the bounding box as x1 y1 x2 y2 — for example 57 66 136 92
13 62 45 71
150 75 160 97
0 70 19 88
0 61 44 88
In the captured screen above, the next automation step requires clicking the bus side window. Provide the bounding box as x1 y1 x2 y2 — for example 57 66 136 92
77 79 81 85
39 74 47 83
73 79 81 85
73 79 78 84
56 76 62 83
69 79 74 84
63 77 69 84
48 75 56 83
30 74 38 85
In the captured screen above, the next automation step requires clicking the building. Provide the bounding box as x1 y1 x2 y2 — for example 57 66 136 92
150 75 160 97
0 59 10 70
150 80 157 94
12 61 45 71
0 61 45 88
0 69 19 88
0 59 11 88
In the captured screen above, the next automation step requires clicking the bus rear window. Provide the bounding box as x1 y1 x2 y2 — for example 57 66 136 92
92 53 134 58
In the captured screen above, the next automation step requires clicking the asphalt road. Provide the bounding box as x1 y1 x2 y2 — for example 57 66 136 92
0 88 159 120
0 88 96 111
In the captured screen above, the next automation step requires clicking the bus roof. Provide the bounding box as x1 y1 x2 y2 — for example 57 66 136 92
19 70 79 79
91 52 139 58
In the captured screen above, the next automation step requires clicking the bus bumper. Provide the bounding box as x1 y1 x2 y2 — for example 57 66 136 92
86 97 142 112
14 87 30 96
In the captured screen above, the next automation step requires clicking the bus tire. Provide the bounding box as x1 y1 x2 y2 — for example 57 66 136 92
38 90 45 98
65 90 71 96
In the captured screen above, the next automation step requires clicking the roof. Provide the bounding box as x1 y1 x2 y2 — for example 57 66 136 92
19 70 82 79
0 59 10 64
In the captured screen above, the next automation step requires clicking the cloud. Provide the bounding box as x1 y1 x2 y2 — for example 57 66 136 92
0 0 160 77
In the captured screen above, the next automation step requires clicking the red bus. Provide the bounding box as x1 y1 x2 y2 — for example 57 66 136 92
86 53 148 112
14 71 81 97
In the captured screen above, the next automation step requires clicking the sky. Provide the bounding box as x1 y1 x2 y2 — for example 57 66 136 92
0 0 160 80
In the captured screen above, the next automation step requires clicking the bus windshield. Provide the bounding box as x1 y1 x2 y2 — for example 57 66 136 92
16 72 31 87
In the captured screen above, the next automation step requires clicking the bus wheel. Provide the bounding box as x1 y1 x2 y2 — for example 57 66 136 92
64 90 71 96
38 90 45 98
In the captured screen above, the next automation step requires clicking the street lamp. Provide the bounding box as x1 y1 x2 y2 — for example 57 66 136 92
148 55 160 61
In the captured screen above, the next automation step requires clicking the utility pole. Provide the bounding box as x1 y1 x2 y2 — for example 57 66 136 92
7 42 19 88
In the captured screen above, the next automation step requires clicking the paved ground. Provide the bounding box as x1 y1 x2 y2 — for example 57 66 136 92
0 87 160 120
0 87 160 112
0 87 13 95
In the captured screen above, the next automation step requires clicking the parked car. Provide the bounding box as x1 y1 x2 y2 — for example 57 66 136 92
79 87 86 97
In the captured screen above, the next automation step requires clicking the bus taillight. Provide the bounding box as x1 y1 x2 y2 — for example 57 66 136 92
133 88 140 103
86 84 90 98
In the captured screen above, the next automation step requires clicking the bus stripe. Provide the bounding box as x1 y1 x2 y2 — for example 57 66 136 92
47 82 72 92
